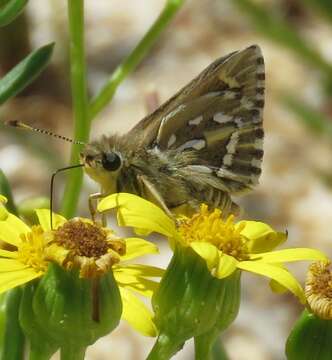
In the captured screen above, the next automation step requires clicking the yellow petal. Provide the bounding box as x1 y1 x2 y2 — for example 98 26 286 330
0 195 7 204
121 238 159 261
119 287 157 337
190 242 219 269
98 193 178 238
270 279 288 294
190 242 238 279
268 263 289 294
114 264 164 277
0 249 17 258
0 268 41 294
214 253 239 279
0 259 28 271
237 261 305 303
238 221 286 253
0 214 30 246
249 248 328 263
35 209 67 231
115 272 159 297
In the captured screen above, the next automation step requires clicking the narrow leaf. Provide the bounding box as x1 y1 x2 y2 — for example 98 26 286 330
0 0 28 27
0 169 17 215
0 42 54 104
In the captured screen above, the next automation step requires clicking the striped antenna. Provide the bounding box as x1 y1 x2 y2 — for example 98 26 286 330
5 120 85 145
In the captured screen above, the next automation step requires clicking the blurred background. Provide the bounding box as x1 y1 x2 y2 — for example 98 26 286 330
1 0 332 359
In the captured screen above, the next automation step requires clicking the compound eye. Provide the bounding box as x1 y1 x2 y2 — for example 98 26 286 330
101 152 121 171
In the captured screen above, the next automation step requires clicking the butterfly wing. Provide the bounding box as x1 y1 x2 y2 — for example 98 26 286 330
129 44 265 195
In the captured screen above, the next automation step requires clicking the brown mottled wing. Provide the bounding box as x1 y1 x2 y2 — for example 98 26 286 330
129 45 265 193
128 50 236 145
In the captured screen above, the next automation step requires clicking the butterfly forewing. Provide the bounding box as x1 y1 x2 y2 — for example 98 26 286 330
131 45 264 194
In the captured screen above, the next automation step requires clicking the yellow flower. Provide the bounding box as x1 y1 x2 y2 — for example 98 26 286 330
98 193 328 303
37 209 162 337
0 201 162 336
0 198 48 293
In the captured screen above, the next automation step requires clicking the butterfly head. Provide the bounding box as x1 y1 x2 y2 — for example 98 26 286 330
80 142 123 192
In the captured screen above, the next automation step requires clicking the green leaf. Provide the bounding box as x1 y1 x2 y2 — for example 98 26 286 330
0 169 18 216
0 0 28 27
0 288 25 360
0 42 54 105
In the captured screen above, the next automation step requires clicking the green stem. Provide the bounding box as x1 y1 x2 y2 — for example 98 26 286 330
0 169 18 215
60 0 89 218
146 334 183 360
194 331 229 360
60 346 86 360
29 349 53 360
212 337 229 360
89 0 185 120
0 288 25 360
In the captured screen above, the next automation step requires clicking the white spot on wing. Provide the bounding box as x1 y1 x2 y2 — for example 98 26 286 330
223 91 237 100
217 168 251 182
240 97 254 109
167 134 176 148
189 116 203 126
256 64 265 73
177 139 206 151
226 132 239 154
223 154 233 166
236 117 245 127
254 138 264 149
214 113 233 124
187 165 212 174
251 158 262 168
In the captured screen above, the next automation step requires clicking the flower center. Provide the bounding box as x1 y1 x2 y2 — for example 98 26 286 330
53 219 109 257
178 205 249 261
305 261 332 319
17 226 48 273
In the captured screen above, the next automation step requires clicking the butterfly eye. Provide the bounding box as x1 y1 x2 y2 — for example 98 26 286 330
101 152 121 171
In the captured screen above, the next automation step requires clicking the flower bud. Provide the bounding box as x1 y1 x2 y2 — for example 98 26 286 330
286 261 332 360
150 245 241 358
20 263 122 351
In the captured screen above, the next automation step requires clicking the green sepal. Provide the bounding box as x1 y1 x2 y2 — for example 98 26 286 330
29 263 122 349
0 42 54 105
0 287 25 360
20 281 58 359
0 0 28 27
194 267 240 360
150 245 241 358
286 308 332 360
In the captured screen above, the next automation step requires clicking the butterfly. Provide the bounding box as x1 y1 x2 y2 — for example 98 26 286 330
81 45 265 217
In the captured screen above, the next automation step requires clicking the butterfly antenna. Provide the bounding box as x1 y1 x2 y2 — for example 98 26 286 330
50 164 84 229
5 120 85 145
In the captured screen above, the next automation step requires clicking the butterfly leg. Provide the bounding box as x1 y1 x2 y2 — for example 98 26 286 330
89 192 107 226
136 175 174 218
